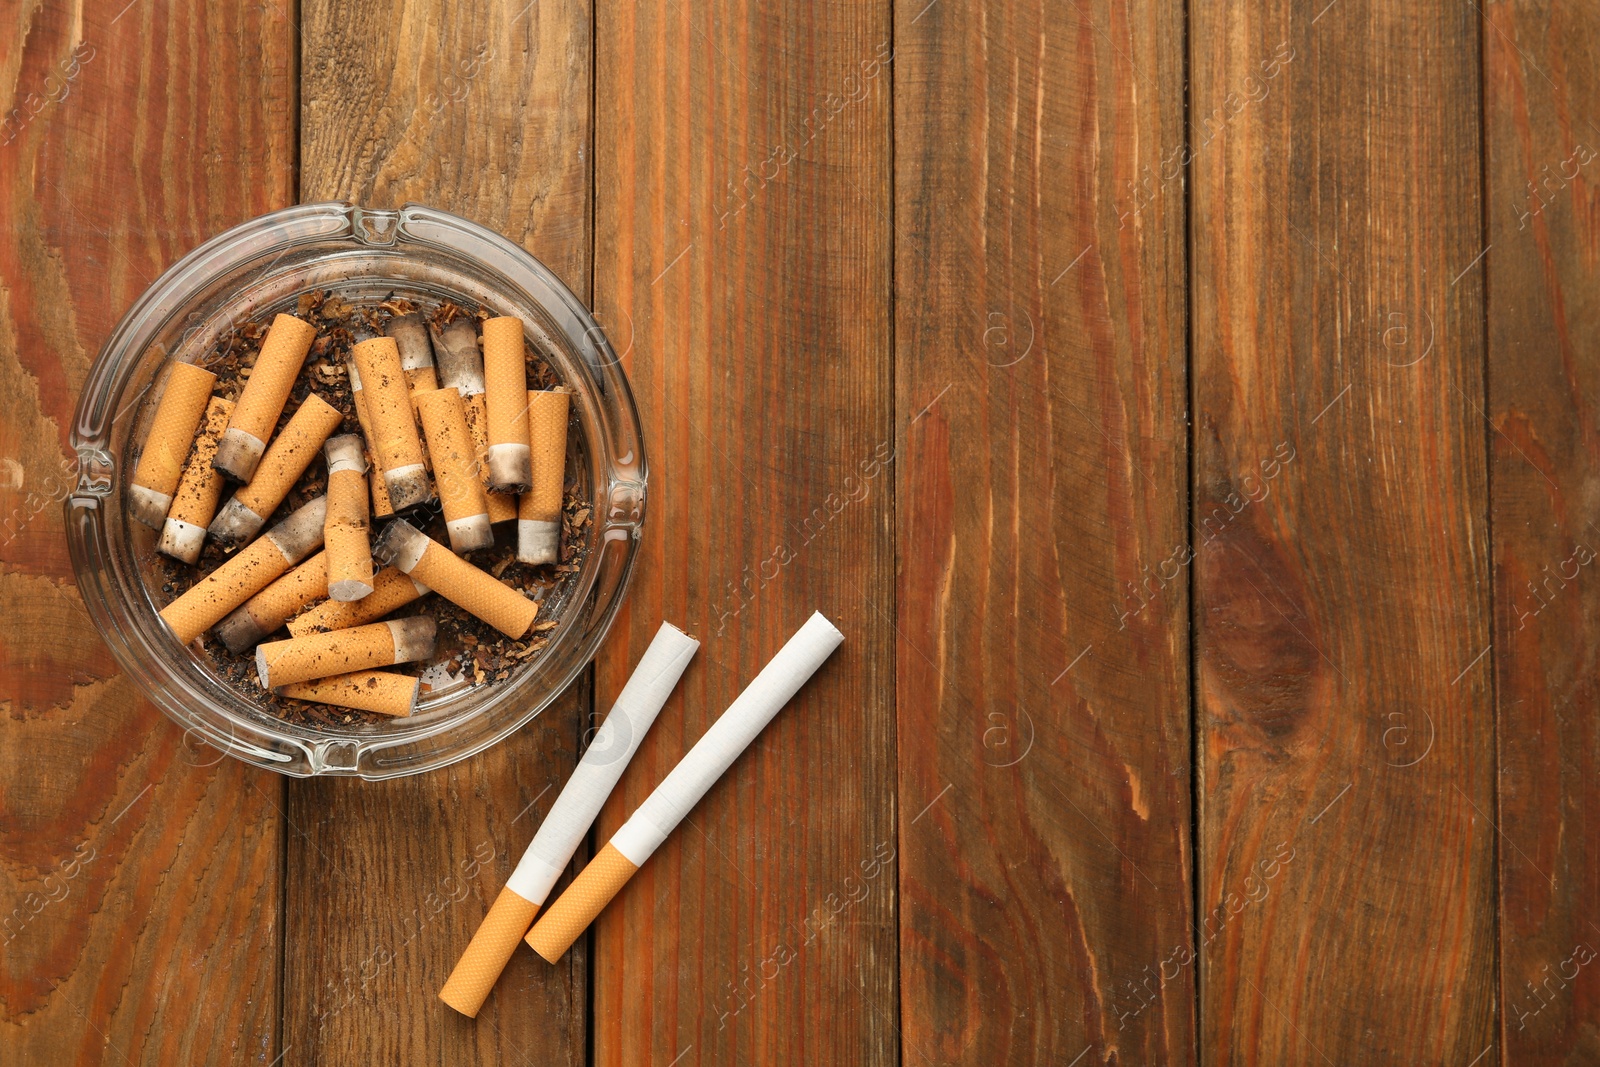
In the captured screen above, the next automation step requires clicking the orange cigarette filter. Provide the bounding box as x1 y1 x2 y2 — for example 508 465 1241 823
209 394 343 547
414 388 494 553
524 844 639 963
160 496 326 645
438 886 542 1017
278 669 419 717
286 565 427 636
323 434 375 601
347 357 395 517
375 519 538 638
352 337 432 510
214 314 317 481
255 616 436 689
214 551 328 654
481 316 531 492
158 395 235 564
517 390 570 565
129 361 218 529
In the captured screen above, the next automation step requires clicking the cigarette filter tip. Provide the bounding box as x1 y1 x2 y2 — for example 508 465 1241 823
277 669 420 717
439 886 541 1017
129 360 218 528
524 843 639 963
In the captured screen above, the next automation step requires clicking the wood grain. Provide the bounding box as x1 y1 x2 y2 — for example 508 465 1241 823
1190 2 1497 1062
590 0 897 1063
893 0 1194 1062
1483 0 1600 1060
288 1 591 1063
0 0 293 1064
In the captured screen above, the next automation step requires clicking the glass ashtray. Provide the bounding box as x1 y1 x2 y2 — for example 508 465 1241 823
66 202 645 779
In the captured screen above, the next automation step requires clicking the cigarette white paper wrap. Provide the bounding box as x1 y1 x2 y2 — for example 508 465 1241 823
505 622 699 905
609 611 843 866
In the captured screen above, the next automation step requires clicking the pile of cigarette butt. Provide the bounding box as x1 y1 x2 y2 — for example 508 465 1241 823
130 296 585 723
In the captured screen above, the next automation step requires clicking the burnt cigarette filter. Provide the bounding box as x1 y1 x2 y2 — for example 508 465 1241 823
286 565 427 637
209 394 342 548
255 616 436 689
159 496 326 645
432 318 517 523
526 612 843 963
129 361 218 529
346 356 395 518
385 312 440 393
482 316 532 492
414 388 494 553
214 314 317 482
214 551 328 654
439 622 699 1017
374 518 537 638
158 395 235 564
323 434 375 601
517 390 570 565
278 670 419 717
352 336 432 510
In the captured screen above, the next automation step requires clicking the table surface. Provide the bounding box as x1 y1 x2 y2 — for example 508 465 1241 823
2 0 1596 1064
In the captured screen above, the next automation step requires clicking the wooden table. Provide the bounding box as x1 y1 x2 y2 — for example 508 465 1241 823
2 0 1595 1063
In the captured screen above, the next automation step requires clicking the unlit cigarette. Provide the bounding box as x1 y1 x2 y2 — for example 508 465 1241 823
518 390 570 565
346 356 395 518
433 318 516 523
209 394 342 548
129 361 217 529
214 551 328 654
374 518 537 638
352 336 432 510
285 566 427 637
278 670 419 717
255 616 436 689
439 622 699 1017
415 388 494 552
158 395 235 564
526 612 843 962
386 312 440 393
482 316 531 492
214 314 317 481
323 434 374 601
159 496 326 645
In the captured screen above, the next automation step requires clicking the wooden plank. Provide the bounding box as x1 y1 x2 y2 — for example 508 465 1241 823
1190 3 1497 1062
894 0 1194 1063
590 0 896 1063
285 1 591 1063
1482 1 1600 1060
0 1 294 1064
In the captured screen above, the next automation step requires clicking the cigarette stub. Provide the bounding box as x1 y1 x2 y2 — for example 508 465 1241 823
347 356 395 518
440 622 699 1017
482 316 531 492
374 519 537 638
386 312 440 393
158 395 235 564
159 496 327 645
286 565 427 636
415 388 494 553
433 318 516 523
518 390 570 565
278 669 419 717
214 551 328 654
214 314 317 482
323 434 375 601
255 616 437 689
352 336 432 510
526 612 843 963
129 361 218 529
209 394 342 548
